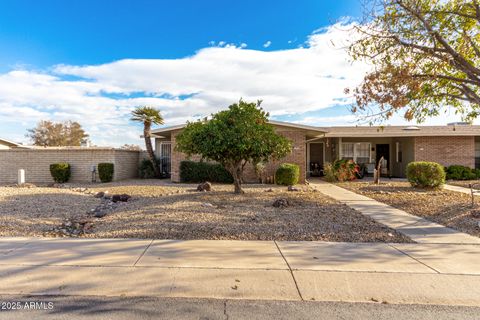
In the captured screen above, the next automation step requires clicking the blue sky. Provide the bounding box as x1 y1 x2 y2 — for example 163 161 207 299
0 1 459 146
0 1 362 69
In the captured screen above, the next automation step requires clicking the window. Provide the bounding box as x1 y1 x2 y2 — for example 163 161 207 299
341 142 371 164
475 141 480 169
341 143 354 160
355 143 370 164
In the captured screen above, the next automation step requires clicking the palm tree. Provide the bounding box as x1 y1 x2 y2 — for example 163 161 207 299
131 106 164 177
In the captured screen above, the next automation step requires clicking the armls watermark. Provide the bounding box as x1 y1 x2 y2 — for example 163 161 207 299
1 301 54 311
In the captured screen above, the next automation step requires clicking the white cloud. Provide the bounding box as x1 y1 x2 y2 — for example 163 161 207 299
263 40 272 48
0 21 388 146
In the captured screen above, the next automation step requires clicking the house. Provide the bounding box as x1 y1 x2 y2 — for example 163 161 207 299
151 122 480 182
0 138 30 150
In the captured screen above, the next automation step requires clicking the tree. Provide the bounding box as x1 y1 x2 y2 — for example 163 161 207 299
27 120 89 146
120 144 142 151
130 106 164 177
175 100 292 194
347 0 480 122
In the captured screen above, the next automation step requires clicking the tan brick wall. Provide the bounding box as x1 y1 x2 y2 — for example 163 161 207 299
414 136 475 168
169 128 306 184
0 148 140 185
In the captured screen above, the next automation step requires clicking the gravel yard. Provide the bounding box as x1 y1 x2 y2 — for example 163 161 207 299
0 180 410 242
337 181 480 238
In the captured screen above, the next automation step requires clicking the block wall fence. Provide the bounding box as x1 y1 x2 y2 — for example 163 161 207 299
0 148 144 185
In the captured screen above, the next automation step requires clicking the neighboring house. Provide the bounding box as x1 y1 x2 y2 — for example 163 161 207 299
151 122 480 183
0 138 30 150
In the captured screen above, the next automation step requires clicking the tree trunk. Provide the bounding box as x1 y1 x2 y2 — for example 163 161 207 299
228 162 244 194
144 124 161 178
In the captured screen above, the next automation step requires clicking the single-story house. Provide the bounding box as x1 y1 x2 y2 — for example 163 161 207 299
151 121 480 183
0 138 30 150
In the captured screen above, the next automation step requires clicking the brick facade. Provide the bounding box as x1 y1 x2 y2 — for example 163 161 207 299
414 136 475 168
169 128 307 184
0 148 141 185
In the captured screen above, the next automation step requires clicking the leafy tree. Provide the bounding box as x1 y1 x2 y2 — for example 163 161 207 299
120 144 142 151
175 100 292 194
130 106 164 177
27 120 89 146
347 0 480 122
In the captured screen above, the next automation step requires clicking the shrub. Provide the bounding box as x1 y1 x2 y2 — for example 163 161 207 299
406 161 445 188
445 165 477 180
323 162 337 182
275 163 300 185
323 159 359 182
49 163 71 183
98 163 114 183
474 168 480 179
139 158 156 179
179 161 233 183
254 161 267 183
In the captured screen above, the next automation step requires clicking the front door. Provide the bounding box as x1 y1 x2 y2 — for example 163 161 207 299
376 144 389 174
309 143 324 176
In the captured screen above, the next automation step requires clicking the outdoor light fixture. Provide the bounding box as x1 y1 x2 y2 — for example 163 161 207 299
91 165 97 183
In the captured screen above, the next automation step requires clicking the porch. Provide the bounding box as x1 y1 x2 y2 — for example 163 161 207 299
306 137 415 178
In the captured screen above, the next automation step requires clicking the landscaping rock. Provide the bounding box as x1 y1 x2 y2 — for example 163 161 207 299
94 191 106 198
112 194 131 202
273 198 290 208
94 211 107 218
13 183 37 188
201 202 214 208
287 185 300 192
48 218 94 237
197 182 212 192
264 188 274 192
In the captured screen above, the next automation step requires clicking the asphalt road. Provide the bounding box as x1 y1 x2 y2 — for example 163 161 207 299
0 295 478 320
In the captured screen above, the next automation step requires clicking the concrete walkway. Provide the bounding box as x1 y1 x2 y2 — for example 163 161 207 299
444 183 475 195
310 181 480 244
1 237 480 306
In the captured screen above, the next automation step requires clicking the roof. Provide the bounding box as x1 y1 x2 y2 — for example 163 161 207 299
324 125 480 137
151 120 329 138
0 138 31 148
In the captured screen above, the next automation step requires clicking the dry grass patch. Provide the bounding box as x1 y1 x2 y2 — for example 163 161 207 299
338 181 480 238
0 180 410 242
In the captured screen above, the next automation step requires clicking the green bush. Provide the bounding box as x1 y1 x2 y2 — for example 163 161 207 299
98 163 114 183
139 158 156 179
49 163 71 183
406 161 445 188
474 168 480 179
179 161 233 183
323 159 360 182
275 163 300 185
445 165 477 180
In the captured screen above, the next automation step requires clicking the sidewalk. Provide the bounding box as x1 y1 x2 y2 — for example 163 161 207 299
310 181 480 244
444 183 475 195
1 237 480 306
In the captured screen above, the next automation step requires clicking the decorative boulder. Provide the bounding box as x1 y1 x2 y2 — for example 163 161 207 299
272 198 290 208
94 191 106 198
111 194 131 203
287 185 300 192
197 182 212 192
